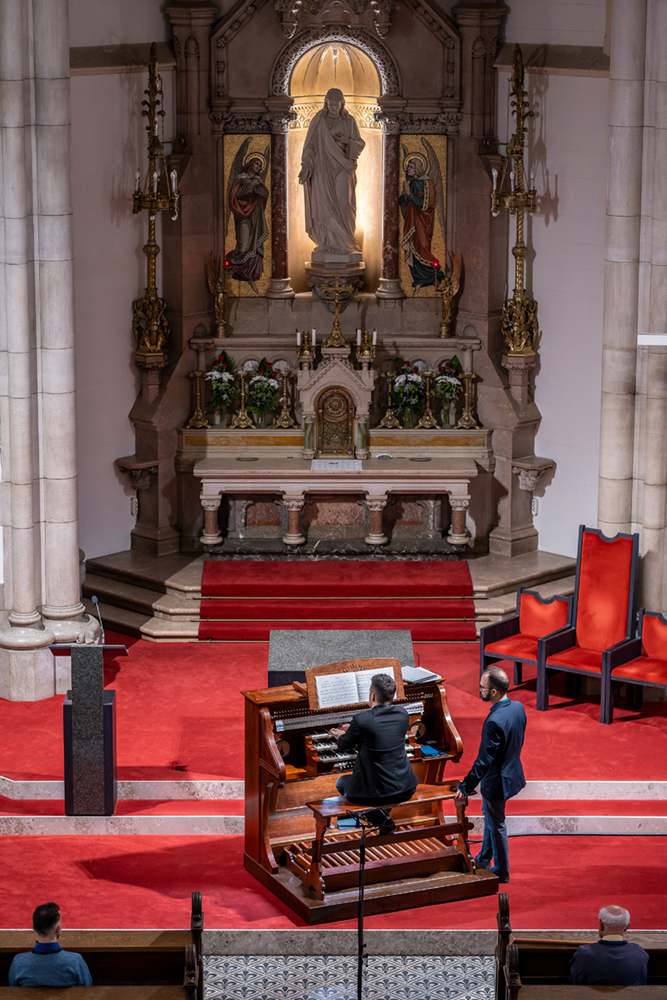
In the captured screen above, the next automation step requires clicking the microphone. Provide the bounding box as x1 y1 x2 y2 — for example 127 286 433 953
91 595 105 646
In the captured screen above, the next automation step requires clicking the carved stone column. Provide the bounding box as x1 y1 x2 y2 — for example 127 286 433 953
201 497 223 547
282 496 306 547
375 98 406 302
265 96 295 299
447 496 471 546
365 495 389 546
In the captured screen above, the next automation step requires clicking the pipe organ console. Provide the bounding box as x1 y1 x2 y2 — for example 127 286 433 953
243 659 498 922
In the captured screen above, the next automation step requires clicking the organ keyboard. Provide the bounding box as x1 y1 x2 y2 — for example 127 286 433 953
243 657 499 922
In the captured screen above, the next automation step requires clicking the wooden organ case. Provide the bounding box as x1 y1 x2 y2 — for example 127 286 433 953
243 658 498 922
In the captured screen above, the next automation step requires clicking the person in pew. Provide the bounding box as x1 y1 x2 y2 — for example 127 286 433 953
328 672 418 834
570 905 649 985
9 902 93 987
454 666 526 884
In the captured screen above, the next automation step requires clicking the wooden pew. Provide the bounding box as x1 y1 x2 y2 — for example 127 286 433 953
0 892 203 1000
495 894 667 1000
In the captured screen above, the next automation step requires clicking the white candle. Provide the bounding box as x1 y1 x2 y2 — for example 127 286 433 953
152 171 158 193
509 170 515 191
170 169 177 193
311 329 316 345
296 331 301 346
135 170 141 191
491 167 498 192
372 330 377 345
530 168 535 186
356 330 362 345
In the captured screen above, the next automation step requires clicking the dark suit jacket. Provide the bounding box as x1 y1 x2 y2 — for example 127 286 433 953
337 703 418 805
458 697 526 801
570 940 649 985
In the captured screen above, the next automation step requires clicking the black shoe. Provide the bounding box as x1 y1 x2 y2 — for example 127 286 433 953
368 809 396 834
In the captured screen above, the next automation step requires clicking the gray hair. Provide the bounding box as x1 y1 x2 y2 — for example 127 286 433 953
599 905 630 932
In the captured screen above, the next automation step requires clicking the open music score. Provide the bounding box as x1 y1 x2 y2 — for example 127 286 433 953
313 665 395 709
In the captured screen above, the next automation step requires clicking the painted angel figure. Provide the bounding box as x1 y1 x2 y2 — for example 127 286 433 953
399 138 445 295
226 139 270 294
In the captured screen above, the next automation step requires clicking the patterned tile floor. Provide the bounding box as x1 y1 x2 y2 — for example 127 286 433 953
203 955 495 1000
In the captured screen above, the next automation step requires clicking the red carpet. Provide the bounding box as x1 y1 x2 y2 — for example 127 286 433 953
1 634 666 783
0 834 664 930
198 560 477 641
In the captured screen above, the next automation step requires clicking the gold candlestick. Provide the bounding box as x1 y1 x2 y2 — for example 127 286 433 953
206 251 228 338
416 371 439 429
231 372 254 429
274 370 298 429
132 43 180 354
456 371 480 429
438 252 460 339
355 330 376 364
296 329 316 365
186 370 210 428
379 373 401 429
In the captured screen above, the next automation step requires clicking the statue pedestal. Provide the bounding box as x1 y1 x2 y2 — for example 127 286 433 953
306 259 365 311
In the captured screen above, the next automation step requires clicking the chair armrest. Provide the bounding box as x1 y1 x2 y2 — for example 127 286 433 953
603 637 642 670
539 626 576 659
481 616 520 647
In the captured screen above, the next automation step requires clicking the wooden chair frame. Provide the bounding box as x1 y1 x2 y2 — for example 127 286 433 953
480 588 572 685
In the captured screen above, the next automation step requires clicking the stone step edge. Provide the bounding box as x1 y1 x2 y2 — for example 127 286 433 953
1 777 664 800
1 815 665 836
83 574 200 619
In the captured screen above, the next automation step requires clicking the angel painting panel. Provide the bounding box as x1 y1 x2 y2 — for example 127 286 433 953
225 137 271 295
399 136 447 296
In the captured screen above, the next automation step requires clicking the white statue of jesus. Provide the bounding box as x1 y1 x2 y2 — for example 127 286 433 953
298 88 365 260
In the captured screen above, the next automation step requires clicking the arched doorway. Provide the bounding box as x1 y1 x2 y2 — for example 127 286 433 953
287 42 382 293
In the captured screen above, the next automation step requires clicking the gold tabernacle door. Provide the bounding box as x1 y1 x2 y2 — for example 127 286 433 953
242 658 498 923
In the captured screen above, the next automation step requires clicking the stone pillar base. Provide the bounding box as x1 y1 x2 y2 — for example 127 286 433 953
375 278 404 300
0 644 57 701
488 524 539 557
266 278 295 299
43 614 100 645
130 524 181 556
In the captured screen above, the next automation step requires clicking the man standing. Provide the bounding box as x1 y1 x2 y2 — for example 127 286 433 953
328 673 417 832
454 666 526 883
9 902 92 987
570 905 649 985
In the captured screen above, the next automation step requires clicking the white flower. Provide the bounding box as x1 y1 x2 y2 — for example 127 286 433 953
407 373 423 383
435 375 460 386
206 371 234 382
394 374 407 387
243 360 259 371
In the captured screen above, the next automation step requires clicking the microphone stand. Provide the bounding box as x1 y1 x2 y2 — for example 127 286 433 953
345 808 382 1000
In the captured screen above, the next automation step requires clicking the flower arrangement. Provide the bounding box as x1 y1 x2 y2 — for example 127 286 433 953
433 356 462 403
391 358 425 417
205 351 237 410
246 357 279 415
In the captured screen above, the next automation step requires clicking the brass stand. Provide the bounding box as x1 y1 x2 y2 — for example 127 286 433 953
206 251 228 338
456 372 480 429
187 371 209 429
416 372 439 429
438 253 460 339
491 45 538 356
355 330 376 367
231 373 254 429
323 274 353 348
296 331 316 369
132 44 180 355
379 374 401 429
274 371 298 429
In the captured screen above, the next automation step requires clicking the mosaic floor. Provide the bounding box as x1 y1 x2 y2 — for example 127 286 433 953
203 954 495 1000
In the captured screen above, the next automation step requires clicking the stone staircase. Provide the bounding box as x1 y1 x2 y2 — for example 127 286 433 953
83 548 576 642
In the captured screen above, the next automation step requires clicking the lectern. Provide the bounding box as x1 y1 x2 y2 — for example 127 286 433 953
52 643 128 816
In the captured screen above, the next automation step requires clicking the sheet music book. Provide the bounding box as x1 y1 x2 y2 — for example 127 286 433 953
314 666 395 709
401 665 441 683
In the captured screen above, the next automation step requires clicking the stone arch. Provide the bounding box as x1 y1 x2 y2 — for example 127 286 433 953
271 26 400 97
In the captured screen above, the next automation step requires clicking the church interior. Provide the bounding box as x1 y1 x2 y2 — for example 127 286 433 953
0 0 666 997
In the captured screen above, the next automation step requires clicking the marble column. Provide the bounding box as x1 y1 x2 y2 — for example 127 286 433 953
447 496 471 546
201 498 223 547
365 495 388 547
265 96 295 299
375 97 406 301
0 0 95 701
597 0 646 538
282 496 306 547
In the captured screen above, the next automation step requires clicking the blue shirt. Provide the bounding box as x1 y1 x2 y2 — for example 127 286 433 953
459 697 527 801
9 942 93 987
570 939 649 985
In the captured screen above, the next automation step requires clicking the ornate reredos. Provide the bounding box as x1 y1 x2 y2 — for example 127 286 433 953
297 356 375 420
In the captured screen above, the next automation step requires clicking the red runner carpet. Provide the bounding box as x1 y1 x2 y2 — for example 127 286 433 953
198 559 477 641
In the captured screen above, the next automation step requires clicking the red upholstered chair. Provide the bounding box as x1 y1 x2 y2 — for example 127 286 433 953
600 609 667 724
537 525 639 724
480 588 571 686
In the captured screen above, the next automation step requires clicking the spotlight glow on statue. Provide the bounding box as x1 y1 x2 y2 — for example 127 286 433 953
298 88 365 260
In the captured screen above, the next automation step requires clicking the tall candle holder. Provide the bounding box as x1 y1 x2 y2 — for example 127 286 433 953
296 329 316 368
206 251 229 338
416 371 439 429
355 330 376 368
186 371 209 429
274 370 298 429
231 372 254 429
132 43 180 354
438 253 460 339
379 373 401 429
456 371 480 429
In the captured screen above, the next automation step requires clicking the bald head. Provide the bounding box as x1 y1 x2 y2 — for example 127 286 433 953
599 905 630 937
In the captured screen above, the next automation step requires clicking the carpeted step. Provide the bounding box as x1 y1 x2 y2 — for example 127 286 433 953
201 559 473 598
198 619 477 641
199 597 475 621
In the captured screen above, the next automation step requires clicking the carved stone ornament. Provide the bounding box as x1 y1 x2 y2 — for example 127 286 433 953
513 468 542 492
271 26 399 96
282 498 305 511
117 463 158 492
274 0 398 39
448 496 470 510
201 498 222 510
396 111 462 134
366 498 388 511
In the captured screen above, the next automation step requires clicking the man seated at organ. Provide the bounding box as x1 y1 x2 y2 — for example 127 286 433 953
570 905 649 985
328 672 418 832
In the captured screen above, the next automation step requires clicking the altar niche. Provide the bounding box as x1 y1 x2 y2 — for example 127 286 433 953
287 42 383 293
316 386 355 456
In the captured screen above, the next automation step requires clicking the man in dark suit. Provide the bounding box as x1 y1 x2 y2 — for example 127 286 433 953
570 905 648 985
328 673 418 831
454 666 526 883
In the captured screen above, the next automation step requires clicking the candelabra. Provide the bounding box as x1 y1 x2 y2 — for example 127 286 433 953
296 329 316 368
206 251 229 338
379 373 401 429
438 252 460 339
491 45 538 357
456 371 480 429
355 330 377 367
231 373 254 429
323 274 353 348
132 43 180 354
416 371 439 429
186 371 209 429
274 370 298 429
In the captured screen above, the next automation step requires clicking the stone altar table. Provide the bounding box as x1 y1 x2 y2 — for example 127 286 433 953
194 454 477 548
